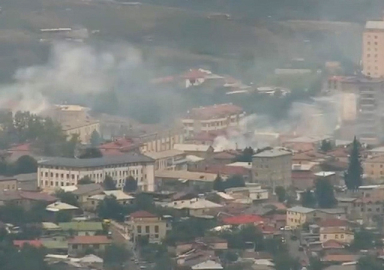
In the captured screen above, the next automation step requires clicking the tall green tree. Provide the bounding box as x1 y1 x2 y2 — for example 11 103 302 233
301 189 316 208
224 174 245 189
234 147 254 162
78 147 103 159
344 136 363 190
103 176 116 190
273 253 301 270
97 195 125 221
14 155 37 174
103 243 131 269
275 186 286 202
352 229 376 250
55 190 79 207
123 176 138 193
90 130 102 147
315 178 336 208
78 176 93 185
320 140 332 152
213 174 225 192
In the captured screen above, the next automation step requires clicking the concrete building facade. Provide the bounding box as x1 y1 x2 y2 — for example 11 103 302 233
181 103 245 138
252 148 292 188
362 20 384 78
37 154 155 191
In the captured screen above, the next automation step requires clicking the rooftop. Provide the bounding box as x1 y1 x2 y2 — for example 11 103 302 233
155 170 217 182
68 235 112 245
222 214 264 225
46 202 78 211
167 198 222 210
287 206 315 214
191 260 223 270
72 183 103 196
314 171 336 177
13 240 43 248
59 221 103 231
365 21 384 30
318 219 349 228
103 190 134 200
174 144 212 152
253 148 291 158
184 103 244 120
130 210 157 219
37 153 154 168
320 227 353 234
144 149 185 160
285 136 330 143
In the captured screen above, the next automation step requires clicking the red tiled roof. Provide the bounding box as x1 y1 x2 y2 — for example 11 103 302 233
222 214 264 225
258 224 279 235
13 240 43 248
130 210 157 218
182 69 210 80
319 219 348 228
322 240 345 249
291 171 315 180
268 214 287 222
8 143 32 152
68 235 112 245
186 103 243 120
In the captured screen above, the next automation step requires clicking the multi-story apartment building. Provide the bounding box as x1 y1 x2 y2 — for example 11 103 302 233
62 120 100 144
362 20 384 78
364 155 384 182
37 154 155 191
181 103 245 138
252 148 292 188
126 210 168 244
145 150 187 171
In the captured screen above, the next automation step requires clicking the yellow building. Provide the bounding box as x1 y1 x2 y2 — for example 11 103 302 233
126 211 168 244
62 120 100 144
362 20 384 78
286 206 316 228
320 228 354 244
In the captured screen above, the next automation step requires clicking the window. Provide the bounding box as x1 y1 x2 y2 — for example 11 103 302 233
137 226 142 233
72 244 78 249
323 235 327 240
155 234 159 239
93 244 100 249
45 172 48 177
341 234 344 239
155 225 159 233
335 234 339 239
145 226 150 233
51 172 53 177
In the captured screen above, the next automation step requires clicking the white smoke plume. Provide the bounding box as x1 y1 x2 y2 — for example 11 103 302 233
0 42 143 114
213 94 343 151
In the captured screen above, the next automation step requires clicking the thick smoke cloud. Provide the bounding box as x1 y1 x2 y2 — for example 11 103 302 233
213 94 342 151
0 42 148 114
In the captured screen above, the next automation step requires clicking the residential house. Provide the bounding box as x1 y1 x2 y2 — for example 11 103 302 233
174 144 214 158
314 171 339 186
145 150 187 171
195 237 228 250
42 222 62 236
291 164 317 190
59 222 103 236
37 153 155 191
165 198 222 217
0 190 57 210
363 155 384 182
126 211 167 244
181 103 245 138
191 164 252 182
155 170 217 192
86 190 134 211
222 214 264 226
0 176 18 191
286 206 316 228
46 202 79 220
316 209 346 220
71 184 104 208
225 184 269 202
98 137 142 156
68 235 112 256
14 173 38 191
252 148 292 188
13 239 43 249
320 228 354 244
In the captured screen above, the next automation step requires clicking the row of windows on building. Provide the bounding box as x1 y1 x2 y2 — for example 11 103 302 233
321 234 346 240
40 169 144 180
137 225 159 234
41 163 145 170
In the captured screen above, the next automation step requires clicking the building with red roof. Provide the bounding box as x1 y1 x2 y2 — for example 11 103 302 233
13 240 43 248
182 103 245 138
99 137 141 156
318 218 349 228
7 143 34 161
222 214 264 225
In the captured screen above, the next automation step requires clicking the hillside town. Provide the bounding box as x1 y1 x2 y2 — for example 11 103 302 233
3 4 384 270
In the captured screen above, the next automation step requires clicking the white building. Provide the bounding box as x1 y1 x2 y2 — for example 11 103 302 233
181 103 245 138
37 154 155 191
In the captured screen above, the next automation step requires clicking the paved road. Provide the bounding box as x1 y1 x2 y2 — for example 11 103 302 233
283 230 308 265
